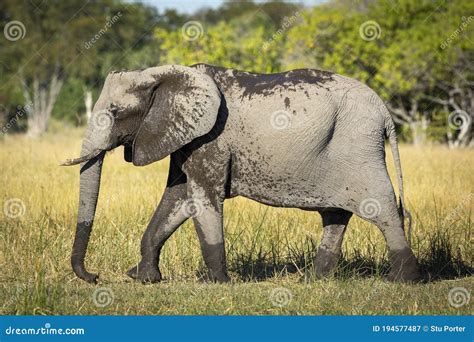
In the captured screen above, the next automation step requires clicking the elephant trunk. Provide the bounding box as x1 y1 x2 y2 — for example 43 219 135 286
71 139 106 283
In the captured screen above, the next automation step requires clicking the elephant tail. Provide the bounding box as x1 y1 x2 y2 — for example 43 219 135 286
385 116 412 247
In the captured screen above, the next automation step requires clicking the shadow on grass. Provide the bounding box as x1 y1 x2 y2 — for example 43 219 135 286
417 231 473 281
226 232 473 282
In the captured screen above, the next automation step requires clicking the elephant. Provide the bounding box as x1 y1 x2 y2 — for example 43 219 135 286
62 63 421 284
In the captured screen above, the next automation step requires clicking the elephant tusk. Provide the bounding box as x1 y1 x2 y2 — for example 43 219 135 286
60 150 102 166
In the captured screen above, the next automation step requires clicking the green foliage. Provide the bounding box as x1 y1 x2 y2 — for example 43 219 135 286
1 0 471 144
0 0 159 121
284 0 471 100
426 110 450 143
194 1 300 27
52 78 87 124
154 8 295 72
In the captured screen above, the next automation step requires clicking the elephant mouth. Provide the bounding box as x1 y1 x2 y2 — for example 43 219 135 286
60 150 103 166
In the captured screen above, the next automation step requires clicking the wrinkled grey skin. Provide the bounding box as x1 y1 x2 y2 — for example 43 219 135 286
63 64 421 284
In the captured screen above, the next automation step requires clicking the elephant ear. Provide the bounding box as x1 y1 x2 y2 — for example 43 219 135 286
132 66 221 166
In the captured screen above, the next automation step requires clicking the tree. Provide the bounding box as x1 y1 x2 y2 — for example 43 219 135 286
284 0 473 146
370 0 473 146
1 1 161 134
421 0 474 147
154 4 302 73
1 0 107 136
75 3 160 123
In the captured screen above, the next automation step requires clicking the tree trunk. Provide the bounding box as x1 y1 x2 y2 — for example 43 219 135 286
410 121 423 146
409 115 429 146
387 97 424 145
23 72 63 137
84 88 93 123
425 82 473 148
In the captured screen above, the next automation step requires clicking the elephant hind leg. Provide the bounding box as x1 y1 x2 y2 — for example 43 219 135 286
378 215 421 283
355 194 421 283
314 209 352 278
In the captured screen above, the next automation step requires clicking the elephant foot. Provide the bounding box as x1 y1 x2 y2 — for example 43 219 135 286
215 273 231 283
205 270 231 283
386 248 422 283
126 264 162 284
386 268 422 283
82 272 99 284
314 248 340 279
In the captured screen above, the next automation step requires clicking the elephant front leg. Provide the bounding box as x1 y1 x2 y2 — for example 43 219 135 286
127 183 189 283
314 209 352 278
192 197 230 283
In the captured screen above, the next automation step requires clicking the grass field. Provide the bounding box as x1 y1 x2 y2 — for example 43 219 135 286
0 129 472 315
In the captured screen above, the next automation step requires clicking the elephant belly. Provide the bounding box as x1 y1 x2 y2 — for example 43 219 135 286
220 78 375 209
229 151 331 208
226 106 340 208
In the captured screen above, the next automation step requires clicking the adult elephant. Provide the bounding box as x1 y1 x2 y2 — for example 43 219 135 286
62 64 421 284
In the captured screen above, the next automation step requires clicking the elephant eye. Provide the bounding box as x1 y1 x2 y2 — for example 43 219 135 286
108 105 119 117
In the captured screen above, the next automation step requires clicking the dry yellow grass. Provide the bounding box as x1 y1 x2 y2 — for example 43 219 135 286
0 129 472 314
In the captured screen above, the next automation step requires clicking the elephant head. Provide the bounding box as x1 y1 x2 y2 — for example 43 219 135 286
61 65 221 283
